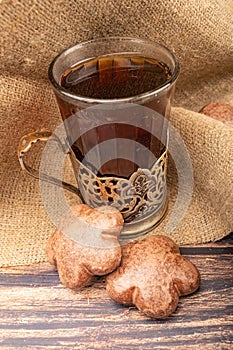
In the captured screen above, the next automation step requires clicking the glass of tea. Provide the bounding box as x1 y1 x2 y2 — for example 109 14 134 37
18 37 179 238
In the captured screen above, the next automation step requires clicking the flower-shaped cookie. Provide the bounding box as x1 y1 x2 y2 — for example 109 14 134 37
106 235 200 318
46 204 123 289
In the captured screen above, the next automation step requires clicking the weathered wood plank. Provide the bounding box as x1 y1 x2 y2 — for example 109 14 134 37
0 237 232 349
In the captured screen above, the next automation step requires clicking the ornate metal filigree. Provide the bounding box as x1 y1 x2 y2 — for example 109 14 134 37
73 150 168 224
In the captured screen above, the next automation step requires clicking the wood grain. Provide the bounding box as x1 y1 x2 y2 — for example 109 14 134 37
0 235 232 349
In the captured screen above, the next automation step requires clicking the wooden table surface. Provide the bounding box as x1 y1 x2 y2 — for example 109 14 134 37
0 234 232 350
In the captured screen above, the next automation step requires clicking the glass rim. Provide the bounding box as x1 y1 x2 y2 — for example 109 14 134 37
48 36 180 104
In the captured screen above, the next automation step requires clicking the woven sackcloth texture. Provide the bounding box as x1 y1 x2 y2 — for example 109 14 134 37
1 0 233 267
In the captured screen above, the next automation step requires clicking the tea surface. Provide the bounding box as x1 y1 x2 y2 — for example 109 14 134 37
61 54 171 99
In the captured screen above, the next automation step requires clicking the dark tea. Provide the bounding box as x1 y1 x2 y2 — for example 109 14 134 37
57 54 171 178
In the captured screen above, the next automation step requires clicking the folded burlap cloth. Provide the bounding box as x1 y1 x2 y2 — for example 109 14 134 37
1 0 233 267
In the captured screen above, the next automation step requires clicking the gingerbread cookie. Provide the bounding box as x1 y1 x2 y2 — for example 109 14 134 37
106 235 200 318
199 102 233 127
46 204 123 289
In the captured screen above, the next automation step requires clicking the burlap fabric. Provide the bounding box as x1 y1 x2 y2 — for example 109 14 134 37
1 0 232 267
